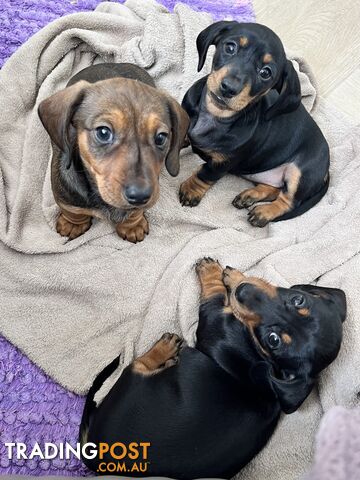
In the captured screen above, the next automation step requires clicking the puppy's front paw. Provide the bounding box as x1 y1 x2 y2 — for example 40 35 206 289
133 333 183 375
56 214 92 240
157 333 183 368
179 174 211 207
116 213 149 243
195 257 223 279
232 189 258 209
223 266 244 289
247 205 272 227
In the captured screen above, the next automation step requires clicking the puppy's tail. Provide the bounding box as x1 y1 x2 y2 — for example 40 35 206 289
79 355 120 447
275 174 330 222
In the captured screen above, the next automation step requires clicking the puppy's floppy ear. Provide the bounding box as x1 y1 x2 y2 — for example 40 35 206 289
250 362 314 413
165 97 189 177
269 370 314 414
38 80 89 167
197 21 239 72
292 284 347 324
265 60 301 120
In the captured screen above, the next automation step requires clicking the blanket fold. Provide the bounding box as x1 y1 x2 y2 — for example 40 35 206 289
1 2 359 479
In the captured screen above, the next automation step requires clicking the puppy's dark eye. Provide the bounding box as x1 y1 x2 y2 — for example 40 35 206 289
224 41 238 55
291 295 305 308
281 371 296 381
155 132 168 148
95 126 113 144
267 332 281 349
259 66 272 80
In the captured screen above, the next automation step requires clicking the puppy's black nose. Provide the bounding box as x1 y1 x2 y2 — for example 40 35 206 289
124 185 152 205
220 78 240 98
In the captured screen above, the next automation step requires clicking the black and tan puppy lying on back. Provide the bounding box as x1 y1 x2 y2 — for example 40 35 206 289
79 259 345 479
180 22 330 227
39 63 189 243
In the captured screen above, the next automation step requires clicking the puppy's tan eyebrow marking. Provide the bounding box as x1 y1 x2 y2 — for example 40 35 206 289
97 110 128 131
263 53 273 63
298 308 310 317
239 36 249 47
145 112 162 132
282 333 292 344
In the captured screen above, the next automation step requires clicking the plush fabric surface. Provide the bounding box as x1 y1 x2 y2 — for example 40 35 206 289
304 406 360 480
0 336 89 476
0 0 254 68
0 0 254 477
1 1 359 479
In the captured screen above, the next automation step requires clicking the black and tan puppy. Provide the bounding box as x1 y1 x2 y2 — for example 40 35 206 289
79 258 345 479
180 22 330 227
39 63 189 243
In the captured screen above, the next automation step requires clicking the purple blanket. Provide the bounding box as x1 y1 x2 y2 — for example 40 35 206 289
0 0 254 476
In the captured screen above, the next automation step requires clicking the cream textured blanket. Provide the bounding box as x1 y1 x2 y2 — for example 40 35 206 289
1 1 359 479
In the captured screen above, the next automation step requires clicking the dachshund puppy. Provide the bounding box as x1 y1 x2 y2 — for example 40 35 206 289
39 63 189 243
180 22 330 227
79 258 345 479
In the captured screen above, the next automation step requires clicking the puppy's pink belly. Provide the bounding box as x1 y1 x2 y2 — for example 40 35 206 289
242 164 287 188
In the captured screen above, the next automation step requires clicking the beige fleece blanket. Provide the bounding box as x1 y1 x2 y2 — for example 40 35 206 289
1 1 360 479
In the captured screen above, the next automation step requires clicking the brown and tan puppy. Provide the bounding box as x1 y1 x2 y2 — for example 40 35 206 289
39 63 189 243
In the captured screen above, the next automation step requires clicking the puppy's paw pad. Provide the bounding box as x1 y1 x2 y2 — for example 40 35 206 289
56 214 91 240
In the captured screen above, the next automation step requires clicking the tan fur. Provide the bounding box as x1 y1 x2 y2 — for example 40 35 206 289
233 184 280 208
210 151 228 164
56 206 92 240
179 172 214 203
282 333 292 344
223 267 278 299
227 83 254 111
78 130 129 209
263 53 273 63
239 36 249 47
99 109 129 132
222 266 277 357
205 93 238 118
249 163 302 224
196 259 227 301
116 209 149 243
298 308 310 317
207 69 254 115
207 66 230 94
132 333 182 376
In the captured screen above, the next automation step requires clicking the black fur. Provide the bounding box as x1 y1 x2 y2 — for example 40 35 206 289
79 269 345 479
181 22 330 223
